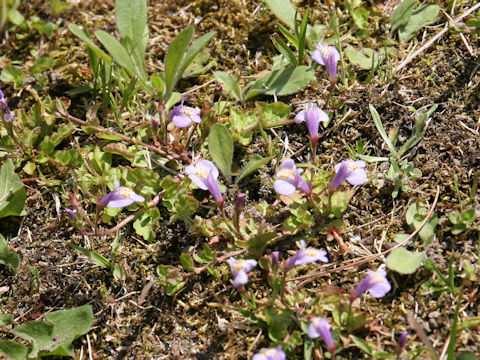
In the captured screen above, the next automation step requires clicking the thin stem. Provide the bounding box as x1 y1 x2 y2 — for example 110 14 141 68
57 106 191 164
81 192 163 236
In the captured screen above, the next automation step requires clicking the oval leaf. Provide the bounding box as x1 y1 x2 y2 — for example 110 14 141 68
386 247 425 274
208 124 233 180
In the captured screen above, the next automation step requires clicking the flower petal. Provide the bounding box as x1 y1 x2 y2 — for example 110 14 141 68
274 179 296 196
107 198 135 208
294 109 306 124
172 114 192 127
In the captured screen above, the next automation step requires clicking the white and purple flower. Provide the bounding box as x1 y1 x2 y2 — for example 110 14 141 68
274 159 311 196
227 257 257 288
0 89 13 122
168 100 201 128
330 159 367 190
307 317 336 351
252 345 286 360
285 240 328 270
294 103 329 140
312 43 341 80
353 269 391 298
185 159 223 203
99 181 145 208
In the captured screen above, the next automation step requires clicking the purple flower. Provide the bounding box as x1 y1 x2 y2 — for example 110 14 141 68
285 240 328 270
0 89 13 122
307 317 336 351
330 159 367 190
235 193 246 214
168 100 201 128
99 180 145 208
227 257 257 288
252 345 286 360
398 330 408 348
185 159 224 203
65 208 77 221
274 159 311 196
312 43 341 80
353 269 391 298
151 117 159 131
294 103 329 139
272 251 280 268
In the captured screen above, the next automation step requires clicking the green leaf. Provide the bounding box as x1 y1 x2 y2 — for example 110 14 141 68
7 8 25 27
272 35 299 66
256 101 291 127
235 155 273 184
50 0 69 14
192 244 215 264
12 321 54 358
386 247 425 274
297 8 309 63
115 0 148 58
369 105 397 157
0 314 13 325
160 176 198 222
247 66 315 98
214 71 243 102
0 159 27 219
95 30 144 82
0 66 25 86
179 253 194 272
164 26 194 98
68 24 111 64
42 305 93 356
351 335 372 355
228 108 259 145
456 353 479 360
406 203 437 246
391 0 415 31
68 243 112 269
330 190 354 217
38 123 76 155
175 31 216 89
0 234 19 273
398 5 440 43
208 124 233 180
345 46 383 70
264 0 298 30
351 6 369 30
0 340 29 360
133 208 160 242
31 57 53 75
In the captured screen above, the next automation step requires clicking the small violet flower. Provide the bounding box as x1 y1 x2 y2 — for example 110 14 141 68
65 208 77 221
274 159 311 196
312 43 341 80
168 100 201 128
307 317 336 351
353 269 391 298
185 159 223 203
99 180 145 208
227 257 257 288
252 345 286 360
330 159 367 190
0 89 13 122
285 240 328 270
294 103 329 140
398 330 408 348
235 193 246 214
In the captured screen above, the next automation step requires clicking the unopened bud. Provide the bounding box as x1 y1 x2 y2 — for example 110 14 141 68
65 208 77 221
398 330 408 348
235 193 246 214
151 117 159 131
